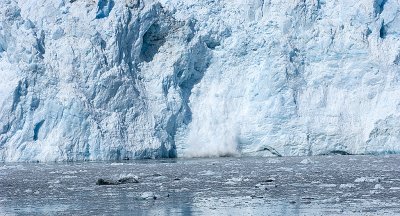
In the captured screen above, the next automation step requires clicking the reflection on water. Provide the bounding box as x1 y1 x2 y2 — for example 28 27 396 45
1 155 400 215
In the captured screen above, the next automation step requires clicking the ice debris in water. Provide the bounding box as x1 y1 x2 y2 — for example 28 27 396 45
300 158 315 164
140 192 157 200
374 184 384 190
354 177 382 183
339 184 355 189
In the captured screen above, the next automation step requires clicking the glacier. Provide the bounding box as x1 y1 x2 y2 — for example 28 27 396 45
0 0 399 161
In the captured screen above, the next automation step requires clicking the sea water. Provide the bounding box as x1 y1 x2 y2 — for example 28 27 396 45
1 155 400 215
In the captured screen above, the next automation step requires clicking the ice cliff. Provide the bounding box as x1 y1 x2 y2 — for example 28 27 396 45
0 0 399 161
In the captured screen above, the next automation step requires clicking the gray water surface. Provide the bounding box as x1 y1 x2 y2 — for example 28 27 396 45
1 155 400 215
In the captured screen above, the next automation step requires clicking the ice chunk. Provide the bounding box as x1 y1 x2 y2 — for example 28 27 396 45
354 177 382 183
140 192 157 200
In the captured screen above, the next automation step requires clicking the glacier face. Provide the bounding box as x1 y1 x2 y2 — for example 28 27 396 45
0 0 399 161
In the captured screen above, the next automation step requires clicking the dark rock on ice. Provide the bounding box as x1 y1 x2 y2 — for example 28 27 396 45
96 176 139 185
96 179 118 185
263 178 275 183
